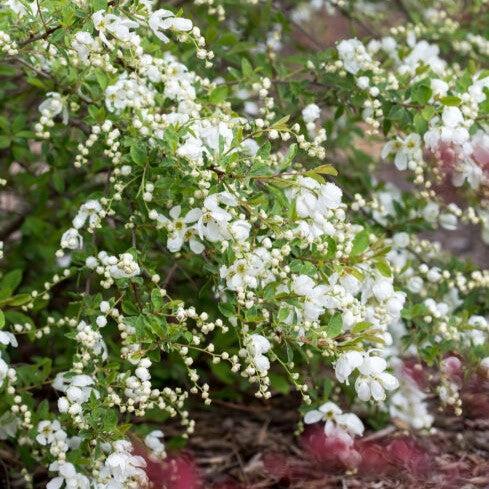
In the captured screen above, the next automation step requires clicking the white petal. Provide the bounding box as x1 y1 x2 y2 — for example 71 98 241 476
184 208 202 223
359 356 386 376
336 413 364 436
254 354 270 372
378 372 399 391
303 410 323 424
46 477 64 489
355 378 371 401
370 380 386 401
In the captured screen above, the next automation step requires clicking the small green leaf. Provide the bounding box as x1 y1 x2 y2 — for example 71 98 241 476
350 230 370 257
375 259 392 277
241 58 253 78
130 145 148 166
269 373 290 394
440 96 461 106
411 84 432 105
351 321 372 334
326 313 343 337
313 164 338 176
0 269 22 293
209 85 228 104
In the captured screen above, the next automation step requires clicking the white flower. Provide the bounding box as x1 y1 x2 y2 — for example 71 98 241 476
36 420 64 446
372 278 394 301
292 274 335 322
200 121 234 155
356 76 370 89
92 10 139 46
4 0 28 17
158 205 204 253
105 73 155 113
290 177 320 218
195 192 237 242
389 366 433 430
72 31 96 62
335 350 363 383
318 182 342 210
73 200 102 229
442 106 464 128
60 228 83 250
452 158 483 189
439 212 458 230
286 177 342 220
422 201 440 223
52 373 95 407
381 133 422 171
304 401 364 444
109 253 140 279
249 334 271 372
407 276 424 294
355 355 399 401
336 351 399 401
302 103 320 123
0 355 8 386
431 78 449 98
229 219 251 241
241 138 259 156
149 9 192 43
400 40 446 75
337 38 372 74
0 331 17 347
99 440 147 486
47 461 89 489
145 430 165 457
39 92 67 123
177 136 204 162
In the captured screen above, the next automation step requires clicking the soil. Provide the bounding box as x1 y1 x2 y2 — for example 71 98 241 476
159 395 489 489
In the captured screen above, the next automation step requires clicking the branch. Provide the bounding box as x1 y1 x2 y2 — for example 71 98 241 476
19 25 60 48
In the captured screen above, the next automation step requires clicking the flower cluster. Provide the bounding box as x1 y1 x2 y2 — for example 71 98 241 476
1 0 489 485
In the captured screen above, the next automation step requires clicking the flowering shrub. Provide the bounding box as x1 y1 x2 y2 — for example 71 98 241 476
1 0 489 486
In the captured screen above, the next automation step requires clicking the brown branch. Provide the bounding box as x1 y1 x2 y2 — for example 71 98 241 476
19 25 60 48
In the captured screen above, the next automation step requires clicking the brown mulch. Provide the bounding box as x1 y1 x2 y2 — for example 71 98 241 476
158 395 489 489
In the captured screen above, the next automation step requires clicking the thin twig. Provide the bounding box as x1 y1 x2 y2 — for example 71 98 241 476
163 263 178 290
19 25 60 48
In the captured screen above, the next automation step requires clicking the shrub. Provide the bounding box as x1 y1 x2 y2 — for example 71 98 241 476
1 0 489 486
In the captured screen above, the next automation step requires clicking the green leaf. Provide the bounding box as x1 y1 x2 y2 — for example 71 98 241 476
413 113 428 134
209 85 228 104
151 288 164 309
0 136 11 148
277 306 290 322
351 321 372 334
0 269 23 293
440 96 461 106
272 115 290 131
130 145 148 166
411 84 432 105
241 58 253 78
0 294 31 307
375 259 392 277
326 313 343 337
350 230 369 257
269 373 290 394
0 310 4 328
313 164 338 176
211 362 234 385
218 301 235 318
